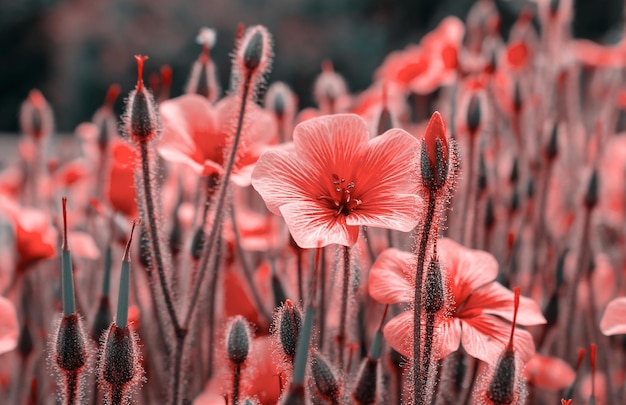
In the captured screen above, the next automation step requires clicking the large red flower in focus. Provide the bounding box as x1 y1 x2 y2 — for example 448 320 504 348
251 114 422 248
158 94 277 187
369 238 546 365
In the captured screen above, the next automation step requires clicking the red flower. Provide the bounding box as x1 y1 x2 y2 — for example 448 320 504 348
369 238 546 365
251 114 422 248
600 297 626 336
107 140 138 218
524 354 575 390
158 94 277 186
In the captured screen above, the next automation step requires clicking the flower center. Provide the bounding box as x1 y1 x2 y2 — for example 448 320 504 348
319 173 362 217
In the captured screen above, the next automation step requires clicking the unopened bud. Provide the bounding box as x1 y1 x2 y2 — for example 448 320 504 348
478 152 488 193
238 26 273 77
17 321 34 359
485 197 496 230
487 348 517 405
91 296 112 341
424 259 445 314
278 299 302 362
20 89 53 140
55 314 88 372
546 123 559 161
102 324 136 386
467 94 481 135
509 158 519 185
353 358 379 405
420 111 450 191
126 55 159 142
513 81 522 113
190 227 205 261
311 352 341 401
584 169 598 209
227 316 251 365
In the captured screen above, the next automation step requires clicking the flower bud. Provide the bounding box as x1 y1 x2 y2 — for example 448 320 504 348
584 169 598 209
91 296 112 341
125 55 159 143
102 324 136 386
55 314 88 372
546 123 559 161
485 196 496 230
236 25 273 78
420 111 450 191
310 352 341 401
466 94 481 135
190 227 205 261
277 299 302 362
424 259 445 314
227 316 251 365
486 347 517 405
20 89 53 141
352 358 379 405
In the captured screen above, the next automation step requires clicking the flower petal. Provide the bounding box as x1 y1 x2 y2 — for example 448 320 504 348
369 248 415 304
383 311 413 358
251 146 317 216
600 297 626 336
438 238 498 304
345 128 422 231
435 318 462 359
0 296 18 355
524 354 575 390
292 114 369 181
279 201 359 248
462 282 546 325
461 315 535 365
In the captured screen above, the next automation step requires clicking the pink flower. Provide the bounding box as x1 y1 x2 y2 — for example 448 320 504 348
369 238 546 365
600 297 626 336
251 114 422 248
158 94 277 186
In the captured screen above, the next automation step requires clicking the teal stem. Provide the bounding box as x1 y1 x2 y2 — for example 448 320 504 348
102 246 112 297
116 261 130 329
62 249 75 316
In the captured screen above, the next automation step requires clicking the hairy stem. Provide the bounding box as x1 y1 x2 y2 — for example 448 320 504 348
232 364 241 405
413 189 436 405
337 245 351 370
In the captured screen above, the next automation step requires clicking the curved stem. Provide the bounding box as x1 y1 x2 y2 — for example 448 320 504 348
139 141 181 332
229 206 271 323
183 70 253 330
413 189 436 405
206 229 222 379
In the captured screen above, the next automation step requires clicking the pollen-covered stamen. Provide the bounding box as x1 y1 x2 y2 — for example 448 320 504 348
319 173 362 217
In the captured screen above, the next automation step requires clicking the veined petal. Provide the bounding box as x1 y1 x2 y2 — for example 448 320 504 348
279 201 359 248
438 238 498 304
382 310 413 358
435 317 462 359
461 315 535 365
251 146 317 216
369 248 415 304
347 194 422 231
464 282 546 325
159 94 220 168
600 297 626 336
293 114 369 182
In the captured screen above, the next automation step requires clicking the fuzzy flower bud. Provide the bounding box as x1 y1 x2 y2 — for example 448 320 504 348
310 352 341 401
125 55 159 143
236 25 273 80
227 316 251 365
20 89 54 141
424 259 445 314
421 111 450 191
466 94 481 136
277 299 302 362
